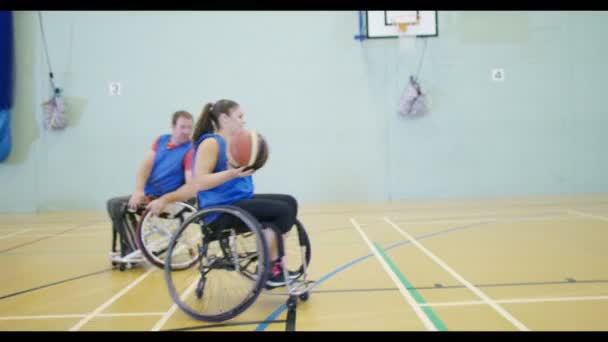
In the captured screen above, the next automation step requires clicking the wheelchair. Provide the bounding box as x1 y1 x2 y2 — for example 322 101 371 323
163 204 314 323
109 200 199 271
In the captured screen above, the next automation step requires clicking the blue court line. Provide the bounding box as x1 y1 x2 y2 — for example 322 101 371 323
255 220 493 331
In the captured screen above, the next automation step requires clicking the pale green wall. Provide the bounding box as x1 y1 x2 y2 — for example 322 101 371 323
1 11 607 212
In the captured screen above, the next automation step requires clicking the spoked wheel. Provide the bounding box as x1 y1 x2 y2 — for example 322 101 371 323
136 201 198 270
164 205 270 322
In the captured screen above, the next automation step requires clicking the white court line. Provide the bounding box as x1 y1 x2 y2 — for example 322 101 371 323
0 229 33 239
97 312 166 317
383 217 529 331
568 210 608 222
151 277 200 331
11 232 107 238
151 237 218 331
389 214 570 226
69 268 155 331
358 210 563 221
383 218 493 225
0 314 85 320
499 214 572 222
349 218 437 331
0 312 166 320
421 295 608 307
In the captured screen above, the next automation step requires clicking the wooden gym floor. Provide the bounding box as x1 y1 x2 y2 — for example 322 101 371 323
1 193 607 331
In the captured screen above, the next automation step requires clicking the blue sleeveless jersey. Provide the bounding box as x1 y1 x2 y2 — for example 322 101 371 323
144 134 192 197
193 133 253 223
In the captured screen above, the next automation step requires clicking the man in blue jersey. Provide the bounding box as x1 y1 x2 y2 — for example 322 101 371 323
107 110 194 259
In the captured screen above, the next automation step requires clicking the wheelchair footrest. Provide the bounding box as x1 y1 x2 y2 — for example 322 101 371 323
109 251 145 265
286 279 315 296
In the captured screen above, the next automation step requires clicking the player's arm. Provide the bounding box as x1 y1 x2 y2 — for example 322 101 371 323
128 148 155 209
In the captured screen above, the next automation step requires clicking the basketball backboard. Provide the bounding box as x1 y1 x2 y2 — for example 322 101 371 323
365 11 438 38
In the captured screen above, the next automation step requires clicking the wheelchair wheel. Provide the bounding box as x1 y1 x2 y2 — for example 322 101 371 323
164 205 270 322
136 201 198 270
283 219 311 280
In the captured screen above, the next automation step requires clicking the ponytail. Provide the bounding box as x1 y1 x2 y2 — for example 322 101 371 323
192 99 239 143
192 102 217 143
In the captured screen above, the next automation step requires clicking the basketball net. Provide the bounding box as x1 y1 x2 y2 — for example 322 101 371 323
396 14 419 52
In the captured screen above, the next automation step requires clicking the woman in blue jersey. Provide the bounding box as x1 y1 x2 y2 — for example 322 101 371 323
148 99 299 288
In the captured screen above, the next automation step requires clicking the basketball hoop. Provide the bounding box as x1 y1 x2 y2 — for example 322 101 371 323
397 21 409 33
394 12 419 33
395 14 419 52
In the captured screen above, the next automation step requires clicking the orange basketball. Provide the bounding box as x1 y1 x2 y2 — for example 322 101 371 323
229 129 269 171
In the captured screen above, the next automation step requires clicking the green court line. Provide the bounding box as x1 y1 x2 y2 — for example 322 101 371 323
373 242 448 331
